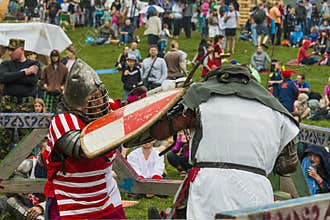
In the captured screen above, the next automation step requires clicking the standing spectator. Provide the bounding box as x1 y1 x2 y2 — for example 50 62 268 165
208 8 220 38
47 0 61 25
121 54 141 100
128 42 142 63
141 45 167 90
164 41 186 80
94 0 104 28
24 0 38 22
320 0 329 22
163 0 173 32
127 140 165 180
324 77 330 108
277 70 299 112
218 8 227 48
68 0 77 29
119 19 135 45
62 45 77 72
269 2 282 45
297 40 318 65
82 0 95 27
95 20 115 45
283 6 296 40
295 0 307 34
253 3 269 48
183 0 193 39
293 73 311 94
40 50 68 113
0 39 40 159
60 0 70 25
305 0 312 34
224 3 239 54
127 0 141 29
144 7 161 46
213 35 225 67
111 5 121 37
172 1 184 39
250 46 271 72
311 3 320 27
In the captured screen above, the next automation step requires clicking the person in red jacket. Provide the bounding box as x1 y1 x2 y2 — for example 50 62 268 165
297 40 318 65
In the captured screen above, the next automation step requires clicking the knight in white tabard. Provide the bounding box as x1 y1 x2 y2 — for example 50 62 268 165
149 65 300 219
42 59 126 219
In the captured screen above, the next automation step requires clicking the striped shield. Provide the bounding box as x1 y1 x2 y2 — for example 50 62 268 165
80 88 186 158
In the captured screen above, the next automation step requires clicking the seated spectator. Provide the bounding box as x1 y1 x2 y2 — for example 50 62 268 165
192 39 209 64
267 61 283 97
201 43 216 78
115 46 129 70
119 19 134 45
293 93 311 121
297 40 318 65
315 30 328 55
293 73 311 94
301 144 330 195
250 46 271 72
277 70 299 112
318 19 330 32
167 133 191 176
308 27 319 43
239 20 252 41
127 140 165 180
325 77 330 108
121 54 142 100
128 42 142 63
289 25 304 47
95 20 115 45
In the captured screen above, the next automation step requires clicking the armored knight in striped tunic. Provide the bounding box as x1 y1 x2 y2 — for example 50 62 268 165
42 59 126 219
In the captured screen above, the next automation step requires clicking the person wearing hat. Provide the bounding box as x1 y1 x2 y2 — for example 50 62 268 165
0 39 41 158
121 54 141 100
301 144 330 195
40 49 68 113
277 69 299 112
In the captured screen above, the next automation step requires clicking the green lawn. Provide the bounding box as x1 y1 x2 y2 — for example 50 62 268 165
65 27 329 219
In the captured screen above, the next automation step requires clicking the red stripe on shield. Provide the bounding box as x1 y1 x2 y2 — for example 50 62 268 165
84 107 125 134
123 93 178 134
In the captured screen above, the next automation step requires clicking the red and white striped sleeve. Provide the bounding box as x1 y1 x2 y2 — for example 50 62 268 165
48 113 85 150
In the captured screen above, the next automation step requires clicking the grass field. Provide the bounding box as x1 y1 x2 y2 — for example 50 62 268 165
65 27 330 219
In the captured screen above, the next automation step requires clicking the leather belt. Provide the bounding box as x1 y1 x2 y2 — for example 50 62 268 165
194 162 267 177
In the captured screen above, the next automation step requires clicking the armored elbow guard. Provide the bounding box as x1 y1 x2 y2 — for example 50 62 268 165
55 130 85 159
275 139 298 176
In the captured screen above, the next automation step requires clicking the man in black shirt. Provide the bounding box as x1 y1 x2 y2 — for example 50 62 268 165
0 39 41 159
47 0 61 25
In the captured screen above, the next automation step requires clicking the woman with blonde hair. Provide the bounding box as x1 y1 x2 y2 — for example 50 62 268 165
34 98 47 113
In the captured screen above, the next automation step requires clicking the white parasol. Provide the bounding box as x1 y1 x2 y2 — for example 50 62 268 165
0 23 72 56
139 5 164 14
